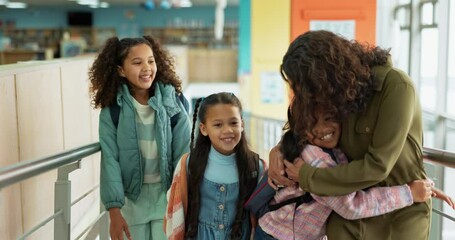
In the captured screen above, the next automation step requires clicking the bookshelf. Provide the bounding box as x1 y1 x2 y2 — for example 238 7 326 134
143 27 238 48
1 27 116 53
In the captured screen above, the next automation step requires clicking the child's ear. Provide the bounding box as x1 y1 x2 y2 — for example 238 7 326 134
241 120 244 132
199 123 208 136
118 66 126 77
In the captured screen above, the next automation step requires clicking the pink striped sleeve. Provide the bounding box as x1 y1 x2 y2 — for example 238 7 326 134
312 184 413 220
302 145 413 220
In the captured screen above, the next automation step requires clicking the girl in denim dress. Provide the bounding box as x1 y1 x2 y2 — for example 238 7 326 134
166 92 264 240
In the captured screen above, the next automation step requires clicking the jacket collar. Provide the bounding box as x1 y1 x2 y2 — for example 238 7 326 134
116 82 180 116
371 56 394 91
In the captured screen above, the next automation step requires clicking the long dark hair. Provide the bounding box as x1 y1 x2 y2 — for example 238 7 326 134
281 30 390 142
185 92 259 238
89 35 182 108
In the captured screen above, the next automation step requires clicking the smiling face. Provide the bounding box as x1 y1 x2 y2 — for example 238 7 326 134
305 109 341 149
199 103 244 155
118 43 157 96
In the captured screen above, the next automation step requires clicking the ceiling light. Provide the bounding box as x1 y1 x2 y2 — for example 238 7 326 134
180 0 192 7
99 2 109 8
77 0 98 5
6 2 27 8
73 0 109 8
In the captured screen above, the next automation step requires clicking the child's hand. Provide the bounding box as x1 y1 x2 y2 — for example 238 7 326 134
109 208 132 240
408 179 433 202
431 187 455 209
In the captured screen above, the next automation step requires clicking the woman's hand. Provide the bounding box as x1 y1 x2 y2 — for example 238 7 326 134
284 158 304 183
109 208 132 240
268 144 295 189
408 179 433 202
432 187 455 209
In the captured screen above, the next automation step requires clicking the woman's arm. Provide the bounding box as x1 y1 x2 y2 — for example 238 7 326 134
312 179 432 220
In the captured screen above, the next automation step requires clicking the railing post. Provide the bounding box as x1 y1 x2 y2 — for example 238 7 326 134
54 161 80 240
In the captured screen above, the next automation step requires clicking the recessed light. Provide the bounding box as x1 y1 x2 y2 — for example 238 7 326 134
6 2 27 8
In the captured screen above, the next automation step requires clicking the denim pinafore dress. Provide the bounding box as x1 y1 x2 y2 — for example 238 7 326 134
193 178 251 240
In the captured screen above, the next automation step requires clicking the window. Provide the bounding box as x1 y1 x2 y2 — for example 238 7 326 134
388 0 455 239
447 1 455 116
419 27 438 110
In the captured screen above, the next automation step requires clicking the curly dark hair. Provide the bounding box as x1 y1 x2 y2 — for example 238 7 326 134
185 92 259 239
88 35 183 108
281 30 390 141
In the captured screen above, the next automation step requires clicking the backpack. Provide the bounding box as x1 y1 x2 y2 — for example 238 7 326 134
244 170 314 219
110 92 189 128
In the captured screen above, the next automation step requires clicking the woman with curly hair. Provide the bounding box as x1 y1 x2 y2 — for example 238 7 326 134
89 36 191 240
268 30 431 239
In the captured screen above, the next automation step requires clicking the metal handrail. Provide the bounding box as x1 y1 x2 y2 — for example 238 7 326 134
422 146 455 168
0 142 104 240
0 142 100 190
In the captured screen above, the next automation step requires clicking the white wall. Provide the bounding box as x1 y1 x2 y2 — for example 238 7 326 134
0 57 100 239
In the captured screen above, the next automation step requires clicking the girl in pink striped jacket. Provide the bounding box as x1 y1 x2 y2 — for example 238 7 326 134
255 107 454 240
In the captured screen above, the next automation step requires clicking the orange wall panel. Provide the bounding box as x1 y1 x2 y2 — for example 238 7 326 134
291 0 376 44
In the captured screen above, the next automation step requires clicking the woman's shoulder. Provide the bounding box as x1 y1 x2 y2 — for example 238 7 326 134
372 60 415 92
376 64 415 92
386 67 414 85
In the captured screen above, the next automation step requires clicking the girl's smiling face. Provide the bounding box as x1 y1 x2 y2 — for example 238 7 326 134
118 43 157 95
305 109 341 149
199 103 244 155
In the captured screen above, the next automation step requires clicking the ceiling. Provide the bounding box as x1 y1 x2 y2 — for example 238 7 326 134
12 0 239 7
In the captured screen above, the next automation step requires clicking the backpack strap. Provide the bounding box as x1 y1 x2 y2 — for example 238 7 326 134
268 192 314 211
177 93 189 113
110 92 189 129
109 102 120 128
170 93 190 129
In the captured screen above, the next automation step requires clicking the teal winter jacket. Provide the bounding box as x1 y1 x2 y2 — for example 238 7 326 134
99 82 191 210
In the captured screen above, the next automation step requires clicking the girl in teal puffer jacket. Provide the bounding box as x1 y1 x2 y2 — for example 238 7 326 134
89 36 191 240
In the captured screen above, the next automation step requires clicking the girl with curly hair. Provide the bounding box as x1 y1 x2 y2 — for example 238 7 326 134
268 30 431 239
89 36 191 240
165 92 264 240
